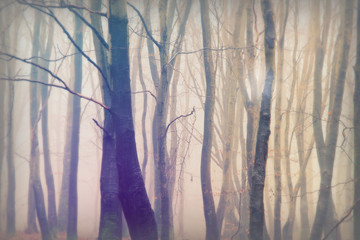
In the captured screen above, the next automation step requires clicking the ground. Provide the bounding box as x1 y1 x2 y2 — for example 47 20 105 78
0 232 97 240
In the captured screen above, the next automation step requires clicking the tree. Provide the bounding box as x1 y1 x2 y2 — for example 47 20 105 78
273 0 289 239
108 0 158 239
58 83 74 232
0 6 6 233
66 5 84 240
310 0 354 239
26 11 42 235
39 16 57 236
4 20 17 237
354 0 360 238
249 0 276 239
90 0 122 239
199 0 220 239
27 12 52 240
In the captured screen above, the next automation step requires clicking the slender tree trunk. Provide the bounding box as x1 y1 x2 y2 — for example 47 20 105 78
108 1 158 239
136 30 149 180
89 1 123 239
282 3 298 238
39 18 57 236
354 0 360 238
178 89 189 239
0 13 5 234
66 8 83 240
155 1 173 238
168 55 182 240
216 54 237 236
6 65 15 237
33 181 53 240
58 82 73 232
249 0 276 239
310 0 354 239
4 8 20 235
26 12 52 240
27 12 43 235
273 1 289 239
199 0 219 239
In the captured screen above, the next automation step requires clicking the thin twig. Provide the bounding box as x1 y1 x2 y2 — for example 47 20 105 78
127 2 161 48
17 0 107 17
68 7 109 50
21 3 111 92
92 119 111 137
0 77 108 110
168 45 256 64
132 90 157 101
164 107 195 138
323 198 360 240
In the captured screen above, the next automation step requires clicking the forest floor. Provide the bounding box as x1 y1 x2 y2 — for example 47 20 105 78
0 232 97 240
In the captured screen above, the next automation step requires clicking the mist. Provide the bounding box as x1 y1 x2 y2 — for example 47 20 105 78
0 0 358 239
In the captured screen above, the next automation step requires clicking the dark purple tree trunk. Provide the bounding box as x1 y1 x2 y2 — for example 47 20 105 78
108 1 157 239
249 0 276 239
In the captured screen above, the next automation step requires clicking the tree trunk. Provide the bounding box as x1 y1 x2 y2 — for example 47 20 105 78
108 1 158 239
216 50 237 236
168 54 182 240
57 81 73 232
89 1 123 239
66 8 83 240
4 7 20 235
33 181 53 240
310 0 354 239
354 0 360 238
273 1 289 239
39 17 57 236
26 12 52 240
6 65 15 237
27 12 43 235
136 29 149 181
0 13 5 234
249 0 276 239
199 0 220 239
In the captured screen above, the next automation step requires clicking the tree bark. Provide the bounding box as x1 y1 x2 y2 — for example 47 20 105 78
0 12 5 234
57 80 73 232
273 1 289 239
310 0 354 239
26 12 52 240
89 1 123 239
27 12 43 235
6 61 16 237
66 7 83 240
249 0 276 239
199 0 220 239
108 1 158 239
33 181 53 240
354 0 360 238
39 17 57 236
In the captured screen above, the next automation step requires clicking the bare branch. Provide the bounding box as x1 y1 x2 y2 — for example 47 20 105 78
322 198 360 240
17 0 107 17
20 3 111 91
0 50 108 109
0 77 109 110
132 90 157 101
127 2 161 49
92 118 111 137
68 7 109 50
164 107 195 138
168 46 255 64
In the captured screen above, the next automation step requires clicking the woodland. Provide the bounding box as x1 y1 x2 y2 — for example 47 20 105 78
0 0 359 240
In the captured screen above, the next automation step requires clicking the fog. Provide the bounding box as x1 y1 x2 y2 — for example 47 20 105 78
0 0 357 239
